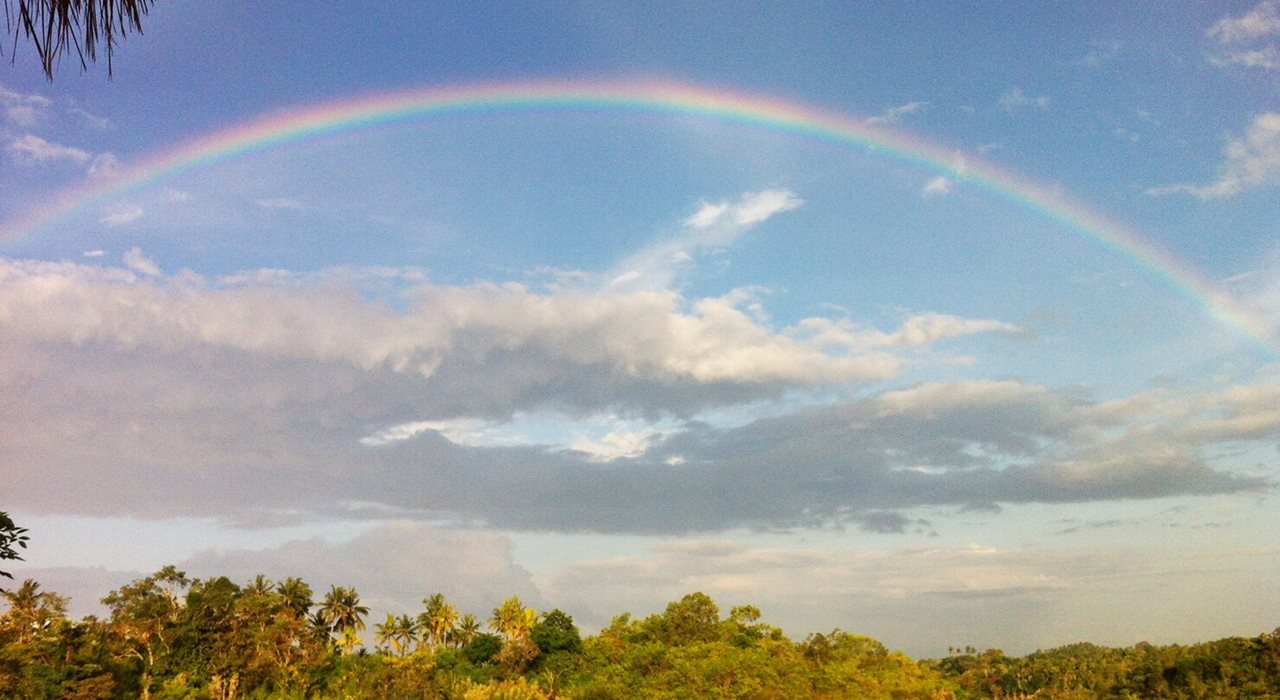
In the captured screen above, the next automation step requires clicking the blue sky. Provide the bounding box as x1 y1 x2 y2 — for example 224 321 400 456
1 2 1278 656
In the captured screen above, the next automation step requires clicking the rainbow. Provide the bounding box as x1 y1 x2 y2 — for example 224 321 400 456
2 78 1276 358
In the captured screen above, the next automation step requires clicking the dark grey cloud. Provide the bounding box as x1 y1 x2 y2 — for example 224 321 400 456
4 330 1269 535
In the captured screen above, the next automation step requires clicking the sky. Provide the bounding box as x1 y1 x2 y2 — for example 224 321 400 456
1 1 1278 657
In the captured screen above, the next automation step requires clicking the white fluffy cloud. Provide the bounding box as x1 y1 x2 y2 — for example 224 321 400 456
0 256 994 417
1147 112 1280 197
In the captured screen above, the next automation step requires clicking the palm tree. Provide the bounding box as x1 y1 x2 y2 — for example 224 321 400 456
373 614 416 657
489 596 536 641
0 578 66 644
276 577 314 618
374 613 398 655
417 592 459 649
4 0 155 78
450 612 481 648
318 585 369 656
243 574 274 597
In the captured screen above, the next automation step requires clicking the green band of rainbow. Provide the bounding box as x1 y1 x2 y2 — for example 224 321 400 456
2 78 1275 358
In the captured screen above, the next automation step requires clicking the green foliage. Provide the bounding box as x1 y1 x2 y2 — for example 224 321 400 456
0 573 1276 698
0 512 29 585
530 608 583 657
465 632 505 666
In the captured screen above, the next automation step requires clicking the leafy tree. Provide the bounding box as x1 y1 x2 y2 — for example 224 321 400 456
530 608 583 657
0 512 28 585
3 0 154 78
100 566 191 700
463 632 503 666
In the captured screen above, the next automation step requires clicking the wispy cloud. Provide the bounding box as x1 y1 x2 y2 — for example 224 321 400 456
6 133 90 164
608 189 803 291
921 176 952 198
998 87 1050 111
1208 45 1280 70
1207 0 1280 44
867 100 929 125
101 207 144 226
67 104 113 131
1073 40 1123 69
1207 1 1279 70
1146 112 1280 197
88 152 122 178
0 85 52 126
122 247 161 276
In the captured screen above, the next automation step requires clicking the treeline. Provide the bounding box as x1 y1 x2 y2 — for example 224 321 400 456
1 567 1277 699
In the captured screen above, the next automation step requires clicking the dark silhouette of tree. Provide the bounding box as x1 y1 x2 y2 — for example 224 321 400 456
0 512 28 585
4 0 154 78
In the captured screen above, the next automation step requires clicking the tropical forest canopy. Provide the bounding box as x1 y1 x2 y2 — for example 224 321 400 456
1 569 1277 699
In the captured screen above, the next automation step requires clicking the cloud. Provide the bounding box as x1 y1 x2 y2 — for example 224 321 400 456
0 257 1268 536
88 152 122 178
683 189 802 231
182 522 546 620
569 428 665 462
1207 1 1280 44
1074 41 1123 69
101 207 144 226
998 88 1050 111
11 523 547 624
67 104 113 131
867 101 929 125
122 247 162 276
1146 112 1280 197
922 176 952 198
6 133 90 163
0 257 912 422
0 257 1267 536
610 190 802 290
1207 2 1279 70
82 250 105 258
1209 45 1280 69
795 312 1021 350
0 85 52 126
